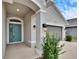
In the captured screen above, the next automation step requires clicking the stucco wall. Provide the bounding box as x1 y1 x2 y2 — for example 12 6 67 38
24 11 34 47
2 3 7 59
44 5 66 25
39 5 66 40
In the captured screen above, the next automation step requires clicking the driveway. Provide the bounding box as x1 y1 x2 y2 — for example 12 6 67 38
59 41 77 59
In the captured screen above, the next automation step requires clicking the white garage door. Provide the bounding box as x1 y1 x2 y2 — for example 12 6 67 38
47 25 62 40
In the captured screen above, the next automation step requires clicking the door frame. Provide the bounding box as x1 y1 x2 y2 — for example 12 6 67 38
7 17 24 44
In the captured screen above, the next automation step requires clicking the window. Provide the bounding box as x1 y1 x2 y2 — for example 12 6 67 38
10 19 21 22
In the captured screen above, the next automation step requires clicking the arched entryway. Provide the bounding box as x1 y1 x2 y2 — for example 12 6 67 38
2 1 41 59
3 0 40 12
7 17 24 44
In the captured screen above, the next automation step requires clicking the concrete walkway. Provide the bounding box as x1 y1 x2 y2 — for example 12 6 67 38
5 43 38 59
59 41 77 59
5 41 77 59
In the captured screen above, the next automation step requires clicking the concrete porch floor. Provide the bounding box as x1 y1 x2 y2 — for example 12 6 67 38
5 41 77 59
5 43 38 59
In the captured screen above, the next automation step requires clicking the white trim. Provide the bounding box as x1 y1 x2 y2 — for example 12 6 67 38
46 22 64 27
28 41 36 48
40 9 47 13
31 0 41 8
7 17 24 44
62 26 65 40
66 25 77 27
8 41 23 44
36 9 47 14
28 41 36 44
9 22 22 24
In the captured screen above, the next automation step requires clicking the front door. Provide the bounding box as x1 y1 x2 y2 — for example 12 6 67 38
9 23 22 43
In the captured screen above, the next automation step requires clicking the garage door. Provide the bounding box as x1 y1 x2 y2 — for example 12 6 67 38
66 27 77 38
47 25 62 40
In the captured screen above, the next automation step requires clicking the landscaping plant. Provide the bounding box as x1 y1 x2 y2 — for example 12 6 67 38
66 35 72 41
42 32 65 59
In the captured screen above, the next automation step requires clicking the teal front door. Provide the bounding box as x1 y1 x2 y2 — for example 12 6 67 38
9 23 22 42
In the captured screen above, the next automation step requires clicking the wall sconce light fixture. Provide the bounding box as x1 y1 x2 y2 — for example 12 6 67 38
42 24 47 32
42 24 47 28
33 25 36 28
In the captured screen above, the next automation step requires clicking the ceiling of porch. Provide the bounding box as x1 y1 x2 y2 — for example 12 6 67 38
5 2 35 18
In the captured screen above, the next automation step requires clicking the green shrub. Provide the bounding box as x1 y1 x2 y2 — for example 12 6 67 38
42 32 64 59
66 35 72 41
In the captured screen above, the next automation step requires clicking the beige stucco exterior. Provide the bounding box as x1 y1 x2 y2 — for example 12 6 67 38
24 11 35 47
2 0 68 59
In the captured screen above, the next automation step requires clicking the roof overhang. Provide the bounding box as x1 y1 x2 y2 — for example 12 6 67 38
66 25 77 28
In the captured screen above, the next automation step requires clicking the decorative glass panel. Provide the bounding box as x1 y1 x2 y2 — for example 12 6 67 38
10 19 21 22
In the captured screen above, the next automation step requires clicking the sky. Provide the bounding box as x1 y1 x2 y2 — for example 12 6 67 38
54 0 77 20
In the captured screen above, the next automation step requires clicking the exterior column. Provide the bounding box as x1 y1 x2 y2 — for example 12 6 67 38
35 9 46 56
62 26 66 40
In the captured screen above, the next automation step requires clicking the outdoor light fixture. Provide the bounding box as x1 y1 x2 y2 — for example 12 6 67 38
17 8 20 12
42 24 47 32
33 25 36 28
42 24 47 28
